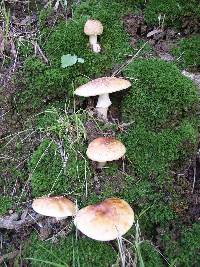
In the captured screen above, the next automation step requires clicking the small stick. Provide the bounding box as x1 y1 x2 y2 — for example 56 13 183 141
192 159 197 193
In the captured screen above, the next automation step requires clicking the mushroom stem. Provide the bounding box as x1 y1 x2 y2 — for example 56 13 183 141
97 161 107 169
96 93 112 120
89 35 97 45
92 43 101 53
96 107 108 120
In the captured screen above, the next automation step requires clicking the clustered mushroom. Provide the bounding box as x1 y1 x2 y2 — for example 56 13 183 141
31 17 135 255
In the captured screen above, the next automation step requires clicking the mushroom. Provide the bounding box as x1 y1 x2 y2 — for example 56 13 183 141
74 77 131 120
84 19 103 53
74 198 134 241
32 196 76 220
86 137 126 168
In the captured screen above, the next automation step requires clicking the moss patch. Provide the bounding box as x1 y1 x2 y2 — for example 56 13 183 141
171 35 200 71
120 121 198 178
23 234 117 267
117 58 199 262
0 196 12 215
121 59 198 130
29 108 91 199
143 0 200 28
161 223 200 266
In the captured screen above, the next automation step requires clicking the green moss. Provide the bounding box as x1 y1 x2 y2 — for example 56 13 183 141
102 162 119 177
143 0 200 27
120 121 198 178
141 241 165 267
161 223 200 266
171 35 200 71
117 58 199 264
0 196 12 215
29 137 90 198
120 60 198 178
28 107 90 198
121 174 177 231
23 234 117 267
121 59 198 130
16 0 132 113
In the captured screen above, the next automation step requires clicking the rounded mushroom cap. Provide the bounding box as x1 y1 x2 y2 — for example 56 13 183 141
74 77 131 97
86 137 126 162
32 196 76 218
84 19 103 36
74 198 134 241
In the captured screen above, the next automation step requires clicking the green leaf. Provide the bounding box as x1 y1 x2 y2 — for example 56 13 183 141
61 54 77 68
77 57 84 63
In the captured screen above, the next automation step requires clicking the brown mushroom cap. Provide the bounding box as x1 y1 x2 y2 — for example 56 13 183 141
86 137 126 162
74 198 134 241
84 19 103 36
74 77 131 97
32 196 76 218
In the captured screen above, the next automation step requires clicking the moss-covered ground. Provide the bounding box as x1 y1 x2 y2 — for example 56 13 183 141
1 0 200 266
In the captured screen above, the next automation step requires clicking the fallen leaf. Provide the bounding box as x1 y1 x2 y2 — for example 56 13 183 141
147 29 163 38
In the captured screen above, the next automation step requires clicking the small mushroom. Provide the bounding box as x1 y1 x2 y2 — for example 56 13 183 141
32 196 76 220
86 137 126 168
74 77 131 120
74 198 134 241
84 19 103 53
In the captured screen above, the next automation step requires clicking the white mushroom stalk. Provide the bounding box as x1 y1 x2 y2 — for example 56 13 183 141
88 36 101 53
96 93 112 120
92 43 101 53
97 161 107 169
89 34 98 46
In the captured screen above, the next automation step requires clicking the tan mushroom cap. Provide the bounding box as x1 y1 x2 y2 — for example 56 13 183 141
86 137 126 162
32 196 76 218
84 19 103 36
74 77 131 97
74 198 134 241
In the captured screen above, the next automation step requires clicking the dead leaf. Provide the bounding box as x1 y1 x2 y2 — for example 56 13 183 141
147 29 163 38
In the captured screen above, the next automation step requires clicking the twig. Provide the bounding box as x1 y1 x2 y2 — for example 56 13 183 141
31 41 49 64
192 159 197 193
0 213 43 230
112 42 148 77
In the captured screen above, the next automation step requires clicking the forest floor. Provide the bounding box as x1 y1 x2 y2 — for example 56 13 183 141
0 1 200 266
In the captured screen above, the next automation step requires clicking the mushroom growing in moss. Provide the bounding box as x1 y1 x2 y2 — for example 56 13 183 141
74 198 134 241
86 137 126 168
74 77 131 120
84 19 103 53
32 196 76 220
